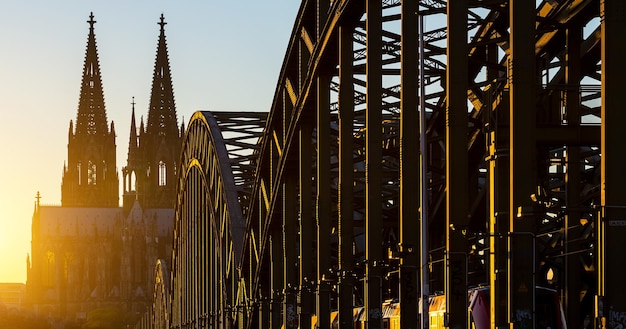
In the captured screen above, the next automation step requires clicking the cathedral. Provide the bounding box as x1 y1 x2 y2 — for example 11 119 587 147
26 13 182 325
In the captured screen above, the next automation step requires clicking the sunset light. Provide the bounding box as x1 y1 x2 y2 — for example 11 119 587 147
0 2 298 286
1 1 622 328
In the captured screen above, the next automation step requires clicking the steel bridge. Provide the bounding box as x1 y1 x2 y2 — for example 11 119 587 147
134 1 626 328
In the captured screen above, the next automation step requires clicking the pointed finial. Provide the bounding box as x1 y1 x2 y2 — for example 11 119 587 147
88 12 96 31
131 96 136 111
36 191 41 207
159 13 167 31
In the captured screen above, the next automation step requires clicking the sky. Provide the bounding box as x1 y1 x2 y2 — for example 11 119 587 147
0 1 300 283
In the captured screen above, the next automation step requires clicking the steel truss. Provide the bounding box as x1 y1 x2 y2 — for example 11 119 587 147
136 0 626 328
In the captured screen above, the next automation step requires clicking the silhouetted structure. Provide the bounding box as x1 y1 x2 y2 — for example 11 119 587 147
61 13 118 208
133 1 623 329
26 13 179 325
122 14 183 214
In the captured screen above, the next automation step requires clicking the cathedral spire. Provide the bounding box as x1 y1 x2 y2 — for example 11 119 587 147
122 97 141 215
129 14 181 209
128 97 139 159
75 12 109 137
62 12 118 208
146 14 178 138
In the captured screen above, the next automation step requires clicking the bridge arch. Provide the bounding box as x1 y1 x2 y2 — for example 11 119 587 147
153 259 169 329
170 111 266 329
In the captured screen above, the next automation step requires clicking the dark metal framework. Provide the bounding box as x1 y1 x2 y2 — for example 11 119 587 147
135 0 626 328
166 112 265 329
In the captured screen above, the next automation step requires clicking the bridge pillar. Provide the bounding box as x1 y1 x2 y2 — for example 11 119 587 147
283 175 298 329
365 1 384 328
399 0 420 328
316 73 332 329
299 123 314 329
508 0 537 328
599 0 626 328
271 233 284 329
484 20 510 325
564 23 583 329
445 1 469 329
314 4 331 329
338 23 355 329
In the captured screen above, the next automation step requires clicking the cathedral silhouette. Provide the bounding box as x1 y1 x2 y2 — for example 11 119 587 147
26 13 182 325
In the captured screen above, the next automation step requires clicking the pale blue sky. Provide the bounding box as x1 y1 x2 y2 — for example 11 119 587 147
0 1 300 283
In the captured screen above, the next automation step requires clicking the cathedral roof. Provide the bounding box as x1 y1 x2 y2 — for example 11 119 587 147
142 208 175 236
37 206 122 237
36 205 175 238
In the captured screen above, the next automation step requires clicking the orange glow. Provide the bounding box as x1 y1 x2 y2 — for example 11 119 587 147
0 1 299 286
0 187 33 283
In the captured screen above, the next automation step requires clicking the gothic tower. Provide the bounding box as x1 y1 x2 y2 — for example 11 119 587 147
62 13 119 208
122 14 182 211
122 98 142 214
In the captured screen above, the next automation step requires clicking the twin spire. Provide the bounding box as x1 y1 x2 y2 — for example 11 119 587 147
63 12 179 208
74 12 177 140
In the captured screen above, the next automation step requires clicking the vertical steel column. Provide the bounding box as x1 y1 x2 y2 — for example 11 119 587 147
259 267 270 329
487 125 510 329
445 1 468 328
366 1 383 328
185 185 190 329
296 9 314 327
600 1 626 327
316 73 332 329
179 188 185 329
565 24 583 329
193 193 199 329
315 2 331 328
418 12 430 329
283 175 298 329
399 0 420 328
199 174 204 329
485 40 509 329
211 194 218 329
271 232 284 329
257 191 269 329
508 0 536 328
338 23 355 329
299 123 314 329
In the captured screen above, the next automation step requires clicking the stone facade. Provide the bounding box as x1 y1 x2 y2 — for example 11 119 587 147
26 13 181 326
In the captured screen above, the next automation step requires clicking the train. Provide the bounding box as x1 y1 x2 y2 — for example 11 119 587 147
310 286 566 329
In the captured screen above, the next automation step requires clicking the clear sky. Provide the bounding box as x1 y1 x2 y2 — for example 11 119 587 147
0 1 300 283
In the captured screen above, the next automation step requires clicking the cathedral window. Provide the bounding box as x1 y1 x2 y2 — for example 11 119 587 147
158 161 167 186
88 160 97 185
130 171 137 191
102 160 107 180
44 251 55 287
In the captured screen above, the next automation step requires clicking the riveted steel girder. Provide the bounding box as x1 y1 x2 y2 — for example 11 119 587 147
599 1 626 327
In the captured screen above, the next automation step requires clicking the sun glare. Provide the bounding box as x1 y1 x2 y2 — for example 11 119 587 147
0 187 33 284
0 220 28 284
